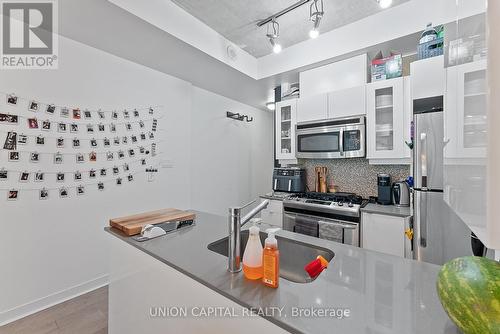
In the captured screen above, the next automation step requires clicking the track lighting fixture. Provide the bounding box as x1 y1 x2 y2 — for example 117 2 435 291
309 0 324 39
377 0 393 9
267 18 282 54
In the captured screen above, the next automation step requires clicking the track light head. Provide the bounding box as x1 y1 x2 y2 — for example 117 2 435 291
309 0 324 39
309 29 319 39
268 37 282 53
271 40 282 53
266 19 282 54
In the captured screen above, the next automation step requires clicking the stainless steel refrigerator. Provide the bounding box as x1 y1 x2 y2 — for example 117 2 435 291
413 97 472 265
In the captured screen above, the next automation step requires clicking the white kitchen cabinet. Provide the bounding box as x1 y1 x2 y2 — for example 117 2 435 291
445 60 487 159
296 93 328 123
362 212 411 258
260 198 283 228
366 77 408 162
411 56 445 99
299 54 367 97
275 99 297 161
328 85 366 118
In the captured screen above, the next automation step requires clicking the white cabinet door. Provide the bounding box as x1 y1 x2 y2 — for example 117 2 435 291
411 56 445 99
366 77 406 160
445 60 487 159
328 85 366 118
275 99 297 161
362 212 406 257
296 93 328 123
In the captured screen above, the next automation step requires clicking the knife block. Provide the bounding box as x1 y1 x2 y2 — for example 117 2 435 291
314 166 328 193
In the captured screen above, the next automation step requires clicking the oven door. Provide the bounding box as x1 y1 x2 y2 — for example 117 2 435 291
283 212 319 238
318 218 360 247
296 127 342 159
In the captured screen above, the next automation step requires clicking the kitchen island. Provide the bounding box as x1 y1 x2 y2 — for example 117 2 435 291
105 210 458 334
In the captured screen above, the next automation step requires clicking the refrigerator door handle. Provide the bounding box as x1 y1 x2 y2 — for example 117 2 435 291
420 132 428 189
420 192 427 248
339 129 344 156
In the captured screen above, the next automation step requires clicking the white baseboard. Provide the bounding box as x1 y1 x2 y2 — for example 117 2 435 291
0 275 109 326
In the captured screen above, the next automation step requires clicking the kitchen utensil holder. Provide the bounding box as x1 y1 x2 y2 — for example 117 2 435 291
226 111 253 122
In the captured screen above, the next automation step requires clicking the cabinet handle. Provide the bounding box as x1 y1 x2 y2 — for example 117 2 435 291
319 220 357 230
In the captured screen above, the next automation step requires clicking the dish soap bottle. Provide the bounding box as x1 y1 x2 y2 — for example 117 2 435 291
262 232 279 288
242 225 263 280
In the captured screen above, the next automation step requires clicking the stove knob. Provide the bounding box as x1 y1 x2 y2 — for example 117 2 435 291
348 202 354 208
338 202 344 206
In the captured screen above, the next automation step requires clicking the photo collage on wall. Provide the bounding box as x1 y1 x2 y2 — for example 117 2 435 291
0 92 164 201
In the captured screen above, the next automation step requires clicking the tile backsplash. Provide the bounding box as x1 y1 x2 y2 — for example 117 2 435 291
299 158 410 198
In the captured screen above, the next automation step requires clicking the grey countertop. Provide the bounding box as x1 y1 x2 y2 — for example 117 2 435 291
361 203 412 218
105 210 457 334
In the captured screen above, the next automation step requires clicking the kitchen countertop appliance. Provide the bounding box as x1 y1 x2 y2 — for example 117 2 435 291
413 96 472 265
392 181 410 207
296 116 365 159
377 173 392 205
272 167 306 193
283 192 364 247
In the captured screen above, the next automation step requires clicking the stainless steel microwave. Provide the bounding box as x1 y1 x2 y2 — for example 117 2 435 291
296 116 365 159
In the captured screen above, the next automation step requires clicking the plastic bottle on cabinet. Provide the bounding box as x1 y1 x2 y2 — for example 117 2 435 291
420 23 438 44
242 225 263 280
262 232 279 288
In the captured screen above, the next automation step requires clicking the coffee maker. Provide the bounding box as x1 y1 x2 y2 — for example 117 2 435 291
377 174 392 205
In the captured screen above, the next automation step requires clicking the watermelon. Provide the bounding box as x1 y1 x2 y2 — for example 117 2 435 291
437 256 500 334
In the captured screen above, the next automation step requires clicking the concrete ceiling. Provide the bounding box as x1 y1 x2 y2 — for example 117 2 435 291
171 0 411 58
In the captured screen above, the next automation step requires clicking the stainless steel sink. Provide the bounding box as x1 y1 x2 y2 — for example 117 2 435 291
207 231 334 283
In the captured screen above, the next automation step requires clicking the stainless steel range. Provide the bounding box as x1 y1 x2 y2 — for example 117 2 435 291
283 192 364 247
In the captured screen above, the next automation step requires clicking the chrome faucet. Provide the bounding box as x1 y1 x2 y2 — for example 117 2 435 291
228 199 270 273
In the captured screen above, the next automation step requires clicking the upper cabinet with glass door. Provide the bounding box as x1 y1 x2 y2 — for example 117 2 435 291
275 99 298 162
442 3 499 250
445 60 487 159
366 77 408 162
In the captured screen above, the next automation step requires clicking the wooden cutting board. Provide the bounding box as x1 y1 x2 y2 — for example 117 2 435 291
109 208 196 236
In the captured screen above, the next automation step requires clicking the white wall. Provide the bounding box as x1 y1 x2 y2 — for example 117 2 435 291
0 35 272 324
190 87 273 216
